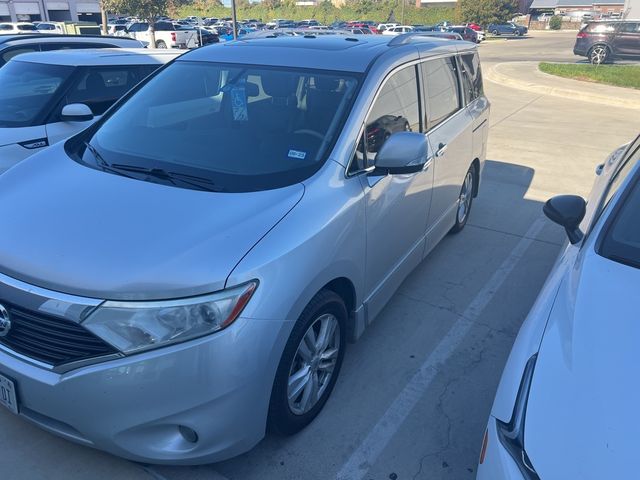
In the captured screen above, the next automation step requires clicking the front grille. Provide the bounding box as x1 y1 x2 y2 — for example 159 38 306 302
0 302 117 366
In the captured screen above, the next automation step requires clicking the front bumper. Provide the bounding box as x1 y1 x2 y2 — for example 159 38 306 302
476 417 525 479
0 315 291 464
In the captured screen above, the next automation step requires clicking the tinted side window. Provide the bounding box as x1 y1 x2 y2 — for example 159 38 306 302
350 65 420 173
460 53 484 104
1 46 40 66
421 57 460 129
58 65 158 117
40 42 115 52
618 22 640 33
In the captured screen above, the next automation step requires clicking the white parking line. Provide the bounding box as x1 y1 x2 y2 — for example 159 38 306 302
336 218 547 480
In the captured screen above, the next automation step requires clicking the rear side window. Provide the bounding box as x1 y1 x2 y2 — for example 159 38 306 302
618 22 640 33
459 53 484 104
351 65 420 173
599 146 640 269
1 46 39 66
585 23 615 33
421 57 460 129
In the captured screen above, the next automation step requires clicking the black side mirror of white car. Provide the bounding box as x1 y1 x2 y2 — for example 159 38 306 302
374 132 428 175
543 195 586 245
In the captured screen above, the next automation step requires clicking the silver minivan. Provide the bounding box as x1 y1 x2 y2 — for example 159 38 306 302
0 34 489 464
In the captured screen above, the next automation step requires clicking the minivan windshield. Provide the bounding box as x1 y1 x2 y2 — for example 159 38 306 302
82 61 360 192
0 60 73 128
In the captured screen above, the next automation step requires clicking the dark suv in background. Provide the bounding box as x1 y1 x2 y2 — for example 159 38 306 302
574 20 640 64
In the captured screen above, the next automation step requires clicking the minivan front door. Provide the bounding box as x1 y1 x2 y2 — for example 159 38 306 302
358 64 434 322
420 57 473 251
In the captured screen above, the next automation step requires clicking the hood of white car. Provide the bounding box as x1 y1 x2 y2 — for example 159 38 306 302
0 143 304 300
0 125 46 148
524 247 640 479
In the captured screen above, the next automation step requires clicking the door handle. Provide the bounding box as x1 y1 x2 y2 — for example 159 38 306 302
435 143 448 157
595 163 604 176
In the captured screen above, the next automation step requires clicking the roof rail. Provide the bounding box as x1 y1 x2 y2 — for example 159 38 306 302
388 31 463 46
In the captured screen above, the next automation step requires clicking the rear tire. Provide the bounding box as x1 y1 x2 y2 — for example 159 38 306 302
268 290 347 436
589 45 610 65
492 29 499 35
155 40 167 49
450 164 477 234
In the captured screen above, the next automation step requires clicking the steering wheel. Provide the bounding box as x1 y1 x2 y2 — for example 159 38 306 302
293 129 325 141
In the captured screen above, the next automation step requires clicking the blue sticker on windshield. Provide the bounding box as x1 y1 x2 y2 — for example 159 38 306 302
231 87 248 121
288 149 307 160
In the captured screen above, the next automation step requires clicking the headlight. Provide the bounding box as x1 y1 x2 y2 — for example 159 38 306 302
496 354 540 480
83 281 257 354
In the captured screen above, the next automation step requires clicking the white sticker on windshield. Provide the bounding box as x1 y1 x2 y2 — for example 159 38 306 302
288 150 307 160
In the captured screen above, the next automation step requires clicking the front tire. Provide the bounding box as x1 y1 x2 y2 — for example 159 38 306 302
492 29 499 36
268 290 347 435
450 164 477 234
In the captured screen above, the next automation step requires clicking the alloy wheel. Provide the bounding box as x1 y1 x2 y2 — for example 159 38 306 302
287 313 341 416
590 46 607 65
457 170 474 223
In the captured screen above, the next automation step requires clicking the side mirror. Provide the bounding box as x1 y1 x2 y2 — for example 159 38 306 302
543 195 586 244
61 103 93 122
374 132 428 175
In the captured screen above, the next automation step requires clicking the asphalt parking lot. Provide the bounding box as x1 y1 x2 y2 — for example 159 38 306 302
2 31 639 480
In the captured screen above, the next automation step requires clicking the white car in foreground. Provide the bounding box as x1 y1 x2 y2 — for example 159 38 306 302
0 48 180 173
477 134 640 479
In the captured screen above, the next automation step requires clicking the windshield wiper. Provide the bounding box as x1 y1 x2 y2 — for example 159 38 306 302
110 164 224 192
83 142 138 180
84 141 109 168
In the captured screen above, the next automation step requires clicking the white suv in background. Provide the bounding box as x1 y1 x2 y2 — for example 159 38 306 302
0 22 38 34
0 49 180 172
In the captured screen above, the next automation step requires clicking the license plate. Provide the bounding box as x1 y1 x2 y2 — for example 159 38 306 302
0 373 18 415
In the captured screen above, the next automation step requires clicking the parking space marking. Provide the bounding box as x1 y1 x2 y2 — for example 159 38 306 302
336 218 546 480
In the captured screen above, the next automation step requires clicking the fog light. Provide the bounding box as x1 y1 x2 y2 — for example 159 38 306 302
178 425 198 443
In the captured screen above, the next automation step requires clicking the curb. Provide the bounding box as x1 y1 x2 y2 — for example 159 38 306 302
484 62 640 111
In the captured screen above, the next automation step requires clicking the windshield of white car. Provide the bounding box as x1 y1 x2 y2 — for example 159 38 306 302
78 61 360 192
0 60 73 128
600 158 640 269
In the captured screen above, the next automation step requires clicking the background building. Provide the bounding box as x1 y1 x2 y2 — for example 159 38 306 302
624 0 639 16
0 0 101 23
529 0 625 15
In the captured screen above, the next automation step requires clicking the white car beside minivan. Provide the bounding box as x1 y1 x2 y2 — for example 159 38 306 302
0 48 180 173
478 134 640 479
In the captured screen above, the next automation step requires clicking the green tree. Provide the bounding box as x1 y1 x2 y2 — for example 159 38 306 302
115 0 169 46
549 15 562 30
458 0 518 27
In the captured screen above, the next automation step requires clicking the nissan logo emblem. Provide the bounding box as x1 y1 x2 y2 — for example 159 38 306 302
0 304 11 337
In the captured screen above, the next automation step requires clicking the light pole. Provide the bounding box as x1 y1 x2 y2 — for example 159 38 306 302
231 0 238 39
401 0 405 25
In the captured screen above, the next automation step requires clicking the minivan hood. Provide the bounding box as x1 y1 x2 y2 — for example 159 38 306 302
0 145 304 300
524 248 640 479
